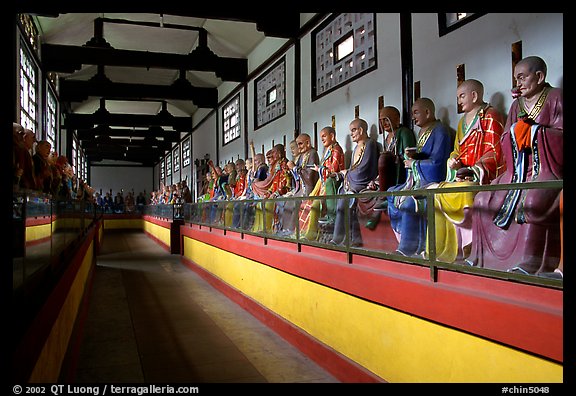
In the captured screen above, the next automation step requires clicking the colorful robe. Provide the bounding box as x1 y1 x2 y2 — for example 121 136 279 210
359 125 418 228
278 148 319 236
378 125 417 191
251 159 292 233
299 142 346 239
467 85 563 274
331 138 379 245
387 122 452 256
433 105 505 263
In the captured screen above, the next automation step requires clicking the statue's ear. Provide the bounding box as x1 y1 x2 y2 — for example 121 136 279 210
535 70 546 85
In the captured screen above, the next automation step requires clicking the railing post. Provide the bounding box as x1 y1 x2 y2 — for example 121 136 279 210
426 191 437 282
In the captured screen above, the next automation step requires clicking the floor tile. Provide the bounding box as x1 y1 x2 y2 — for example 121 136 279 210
72 231 339 384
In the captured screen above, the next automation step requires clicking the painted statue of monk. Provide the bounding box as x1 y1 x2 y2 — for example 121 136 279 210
251 144 292 233
430 79 505 263
299 127 345 240
386 98 452 257
278 133 319 236
466 56 563 276
330 118 379 247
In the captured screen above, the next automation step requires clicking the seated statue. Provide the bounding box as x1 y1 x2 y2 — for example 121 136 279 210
300 127 345 240
466 56 563 275
330 118 379 247
429 79 506 263
235 144 269 230
368 105 417 223
278 133 319 236
251 145 292 233
376 106 417 192
386 98 452 257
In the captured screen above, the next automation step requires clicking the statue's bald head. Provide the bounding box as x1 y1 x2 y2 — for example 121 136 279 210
461 79 484 98
379 106 401 128
517 56 547 77
414 97 435 115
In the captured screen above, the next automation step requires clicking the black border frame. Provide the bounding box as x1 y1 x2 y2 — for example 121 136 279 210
182 136 191 168
172 144 180 174
438 13 486 37
311 13 378 102
222 93 241 146
254 55 286 130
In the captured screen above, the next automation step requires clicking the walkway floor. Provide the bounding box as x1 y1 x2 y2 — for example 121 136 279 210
73 230 339 383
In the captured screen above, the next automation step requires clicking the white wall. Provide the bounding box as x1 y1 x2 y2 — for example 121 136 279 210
411 13 563 133
90 166 153 197
149 12 563 200
300 13 404 155
190 112 218 198
192 113 217 166
218 86 246 168
247 47 297 158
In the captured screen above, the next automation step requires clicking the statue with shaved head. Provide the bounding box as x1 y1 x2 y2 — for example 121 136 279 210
251 144 292 233
386 97 452 257
429 79 506 263
377 106 417 190
278 133 319 236
14 128 37 191
329 118 379 246
370 105 417 220
467 56 563 278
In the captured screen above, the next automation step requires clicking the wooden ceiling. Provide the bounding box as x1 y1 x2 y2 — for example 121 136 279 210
28 11 301 166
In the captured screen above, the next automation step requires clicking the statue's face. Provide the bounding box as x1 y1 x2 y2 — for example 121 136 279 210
296 137 310 154
320 129 334 147
349 122 363 143
456 85 476 114
290 142 299 157
514 62 545 100
379 108 398 133
272 147 282 162
411 102 430 128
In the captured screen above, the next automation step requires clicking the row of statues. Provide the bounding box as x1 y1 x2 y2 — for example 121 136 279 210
196 56 563 280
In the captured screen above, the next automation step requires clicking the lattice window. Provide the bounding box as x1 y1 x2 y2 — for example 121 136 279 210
166 154 172 177
312 13 377 100
173 145 180 173
72 137 78 175
19 41 38 138
18 14 39 53
255 56 286 129
82 155 87 181
46 86 57 151
182 137 191 168
438 13 485 36
222 94 240 145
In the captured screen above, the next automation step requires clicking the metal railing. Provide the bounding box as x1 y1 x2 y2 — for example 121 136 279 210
181 180 563 289
143 203 185 220
12 190 103 293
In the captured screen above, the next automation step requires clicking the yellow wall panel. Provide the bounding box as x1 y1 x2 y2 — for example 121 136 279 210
183 237 562 383
28 241 94 382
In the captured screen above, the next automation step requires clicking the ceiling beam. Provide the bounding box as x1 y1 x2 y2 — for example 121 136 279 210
77 126 179 141
160 12 302 38
82 139 173 150
84 144 168 162
41 43 248 82
65 112 192 131
59 76 218 107
83 149 166 165
27 12 301 38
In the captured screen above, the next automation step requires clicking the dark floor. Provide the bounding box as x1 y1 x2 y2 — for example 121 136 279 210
73 231 339 383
